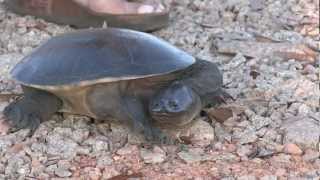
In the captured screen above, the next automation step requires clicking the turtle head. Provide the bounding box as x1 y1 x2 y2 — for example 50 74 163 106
149 82 201 127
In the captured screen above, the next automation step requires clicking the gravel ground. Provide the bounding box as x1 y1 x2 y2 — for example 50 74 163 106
0 0 319 179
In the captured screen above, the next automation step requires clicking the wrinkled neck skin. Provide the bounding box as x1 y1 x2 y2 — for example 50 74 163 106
179 58 224 107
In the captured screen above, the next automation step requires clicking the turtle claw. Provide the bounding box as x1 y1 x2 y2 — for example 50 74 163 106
26 115 41 137
145 127 175 145
3 103 41 136
157 134 175 145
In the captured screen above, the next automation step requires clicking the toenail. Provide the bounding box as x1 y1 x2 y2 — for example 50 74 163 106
156 4 165 12
138 5 154 14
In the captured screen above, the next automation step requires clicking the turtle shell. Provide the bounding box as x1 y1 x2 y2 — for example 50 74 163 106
11 28 195 89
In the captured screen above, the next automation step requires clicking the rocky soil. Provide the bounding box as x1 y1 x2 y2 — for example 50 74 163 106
0 0 319 179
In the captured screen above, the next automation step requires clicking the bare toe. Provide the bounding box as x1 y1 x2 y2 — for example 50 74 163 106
137 5 154 14
72 0 167 14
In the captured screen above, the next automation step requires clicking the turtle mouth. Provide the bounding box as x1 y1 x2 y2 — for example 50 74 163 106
151 110 185 118
151 111 194 127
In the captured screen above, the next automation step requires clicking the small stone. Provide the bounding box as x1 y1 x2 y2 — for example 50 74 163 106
237 175 256 180
178 151 205 164
45 164 57 174
54 167 72 178
238 131 258 145
57 160 71 170
46 130 80 159
9 143 24 153
84 167 102 180
17 166 29 175
263 129 280 142
302 149 320 162
282 118 320 149
178 149 237 164
140 146 166 164
222 11 236 24
116 145 138 156
251 116 272 130
225 143 237 153
98 123 129 147
244 109 255 119
214 123 232 142
186 119 215 146
256 127 268 137
294 79 317 98
283 143 303 155
30 159 45 176
314 159 320 167
93 138 110 152
5 156 30 176
213 142 224 151
303 170 320 179
176 119 215 146
38 173 50 179
260 175 277 180
297 104 311 115
302 64 316 74
249 0 264 11
102 167 121 179
96 155 113 168
221 177 236 180
71 128 90 143
0 163 4 174
225 53 247 70
255 147 276 158
273 154 292 164
275 168 287 176
217 152 239 162
83 135 110 153
236 145 253 158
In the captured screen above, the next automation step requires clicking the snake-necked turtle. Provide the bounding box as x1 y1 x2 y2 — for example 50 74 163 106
3 28 229 143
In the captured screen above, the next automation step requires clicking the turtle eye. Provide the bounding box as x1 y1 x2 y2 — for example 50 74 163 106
151 102 162 112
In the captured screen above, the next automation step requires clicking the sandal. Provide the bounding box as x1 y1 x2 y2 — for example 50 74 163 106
4 0 169 31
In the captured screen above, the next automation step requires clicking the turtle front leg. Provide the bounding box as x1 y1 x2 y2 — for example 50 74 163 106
123 96 174 144
3 87 62 136
204 88 234 107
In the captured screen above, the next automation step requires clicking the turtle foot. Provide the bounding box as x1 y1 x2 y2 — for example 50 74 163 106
144 126 175 144
3 102 41 136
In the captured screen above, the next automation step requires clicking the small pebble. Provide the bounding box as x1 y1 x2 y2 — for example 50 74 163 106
54 167 72 178
237 175 256 180
302 64 316 74
302 149 320 162
283 143 303 155
275 168 287 176
260 175 277 180
140 146 166 164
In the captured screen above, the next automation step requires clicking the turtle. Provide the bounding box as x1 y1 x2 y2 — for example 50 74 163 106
3 28 230 143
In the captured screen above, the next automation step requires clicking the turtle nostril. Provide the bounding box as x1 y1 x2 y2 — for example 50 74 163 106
168 100 178 109
152 103 162 112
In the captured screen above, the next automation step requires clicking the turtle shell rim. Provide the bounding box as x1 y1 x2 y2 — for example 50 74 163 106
12 60 195 91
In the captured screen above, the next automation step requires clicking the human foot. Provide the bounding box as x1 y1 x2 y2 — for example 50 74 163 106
72 0 166 14
5 0 169 31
